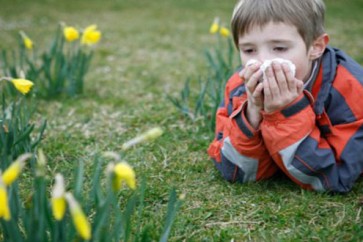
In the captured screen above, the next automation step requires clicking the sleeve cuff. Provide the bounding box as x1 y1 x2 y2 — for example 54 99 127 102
262 93 312 121
231 101 260 138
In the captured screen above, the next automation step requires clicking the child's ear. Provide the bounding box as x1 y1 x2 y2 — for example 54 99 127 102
309 33 329 60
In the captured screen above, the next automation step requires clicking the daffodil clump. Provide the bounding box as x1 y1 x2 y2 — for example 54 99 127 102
0 126 182 241
39 23 102 97
169 17 237 129
50 174 92 240
209 17 230 37
62 24 102 46
0 23 102 99
38 22 102 97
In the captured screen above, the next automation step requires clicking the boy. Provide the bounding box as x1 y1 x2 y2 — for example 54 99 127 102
208 0 363 193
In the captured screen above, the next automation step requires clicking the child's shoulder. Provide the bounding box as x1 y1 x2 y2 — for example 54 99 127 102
328 47 363 74
225 70 244 91
322 46 363 84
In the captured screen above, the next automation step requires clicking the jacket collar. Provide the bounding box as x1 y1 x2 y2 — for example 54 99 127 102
312 45 338 115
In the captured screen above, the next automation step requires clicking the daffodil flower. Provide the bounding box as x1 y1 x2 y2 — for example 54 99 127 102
65 193 91 240
209 17 220 34
81 25 101 46
112 162 136 190
51 174 66 221
2 153 32 186
219 27 231 37
10 78 34 95
121 127 163 150
0 177 11 221
19 31 33 50
63 26 79 42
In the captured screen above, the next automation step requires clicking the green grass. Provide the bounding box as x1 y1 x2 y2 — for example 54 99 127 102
1 0 363 240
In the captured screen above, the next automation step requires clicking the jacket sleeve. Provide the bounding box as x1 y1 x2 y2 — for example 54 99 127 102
261 88 363 193
208 73 278 183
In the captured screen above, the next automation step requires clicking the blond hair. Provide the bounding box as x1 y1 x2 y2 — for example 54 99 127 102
231 0 326 49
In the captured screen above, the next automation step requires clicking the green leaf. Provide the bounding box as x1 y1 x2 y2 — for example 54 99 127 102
74 160 85 201
159 189 182 242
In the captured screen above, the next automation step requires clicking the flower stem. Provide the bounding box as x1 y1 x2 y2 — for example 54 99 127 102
0 77 12 82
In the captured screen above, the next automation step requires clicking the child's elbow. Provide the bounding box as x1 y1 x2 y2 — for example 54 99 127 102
220 170 237 183
213 159 244 183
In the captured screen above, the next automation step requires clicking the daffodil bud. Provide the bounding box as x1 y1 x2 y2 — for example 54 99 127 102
10 78 34 95
51 174 66 221
19 31 33 50
2 153 32 186
209 17 220 34
0 176 11 220
142 127 163 141
113 162 136 190
121 127 163 150
65 192 91 240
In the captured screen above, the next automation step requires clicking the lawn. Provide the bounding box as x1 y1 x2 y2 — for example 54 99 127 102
1 0 363 240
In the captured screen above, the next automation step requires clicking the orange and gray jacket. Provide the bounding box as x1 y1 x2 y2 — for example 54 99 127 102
208 46 363 193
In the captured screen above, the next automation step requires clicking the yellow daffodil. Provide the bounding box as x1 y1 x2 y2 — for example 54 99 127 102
63 26 79 42
113 162 136 190
20 31 33 50
24 38 33 49
219 27 231 37
121 127 163 150
81 25 101 46
65 193 91 240
0 177 11 221
10 78 34 95
209 17 220 34
51 174 66 221
2 153 32 186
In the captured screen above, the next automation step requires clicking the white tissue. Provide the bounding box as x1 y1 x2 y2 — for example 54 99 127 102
245 58 296 80
260 58 296 76
245 59 259 67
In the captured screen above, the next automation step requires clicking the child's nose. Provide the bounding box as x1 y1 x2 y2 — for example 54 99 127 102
257 52 274 63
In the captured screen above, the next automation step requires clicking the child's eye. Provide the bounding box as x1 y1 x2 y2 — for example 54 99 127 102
242 49 255 54
274 47 287 52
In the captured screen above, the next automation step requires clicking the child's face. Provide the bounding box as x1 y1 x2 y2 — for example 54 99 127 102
238 21 314 82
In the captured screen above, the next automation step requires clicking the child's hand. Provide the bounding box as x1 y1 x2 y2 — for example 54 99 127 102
240 62 264 129
263 61 304 113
